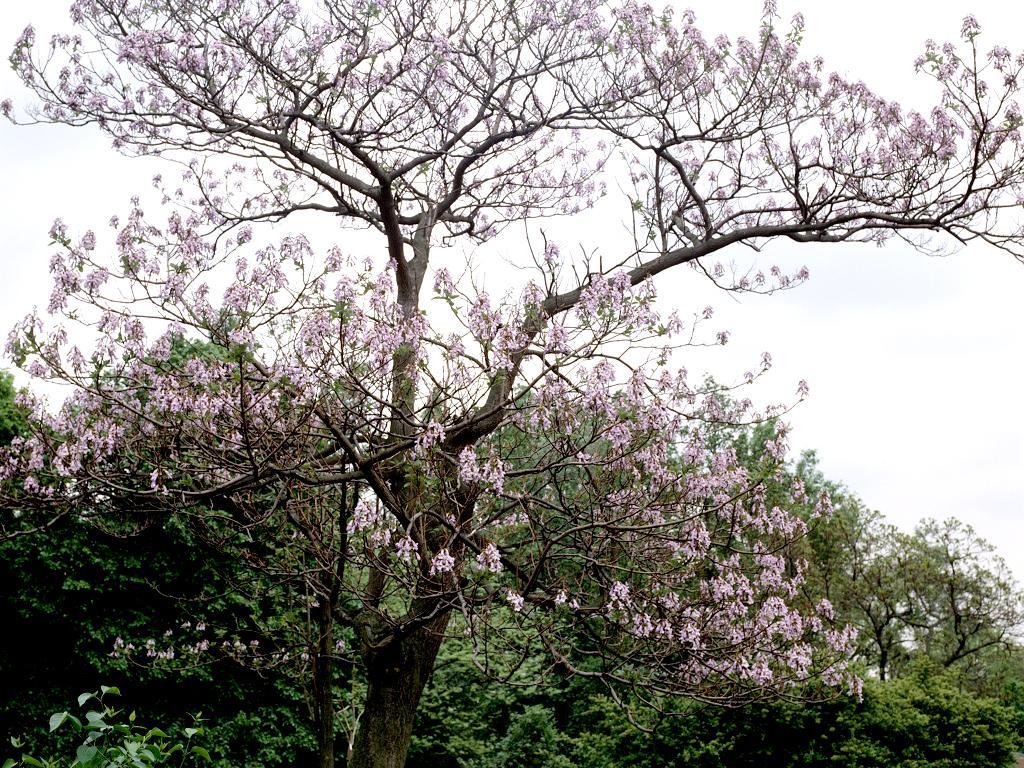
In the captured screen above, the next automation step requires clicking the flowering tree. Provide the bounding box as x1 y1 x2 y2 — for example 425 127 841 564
4 1 1024 766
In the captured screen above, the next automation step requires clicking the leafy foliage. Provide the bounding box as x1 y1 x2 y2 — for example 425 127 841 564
0 373 26 447
413 653 1020 768
4 373 1023 767
0 515 317 767
5 687 208 768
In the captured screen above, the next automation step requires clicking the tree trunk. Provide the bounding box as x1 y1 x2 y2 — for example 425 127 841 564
348 613 449 768
314 604 337 768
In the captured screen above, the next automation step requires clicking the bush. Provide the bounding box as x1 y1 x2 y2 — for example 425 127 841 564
484 706 575 768
835 664 1017 768
565 664 1018 768
4 687 210 768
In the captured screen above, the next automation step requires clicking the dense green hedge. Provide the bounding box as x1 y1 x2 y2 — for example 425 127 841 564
408 648 1022 768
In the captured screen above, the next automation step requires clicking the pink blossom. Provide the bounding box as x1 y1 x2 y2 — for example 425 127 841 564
505 590 524 613
476 543 502 573
396 537 419 563
429 548 455 576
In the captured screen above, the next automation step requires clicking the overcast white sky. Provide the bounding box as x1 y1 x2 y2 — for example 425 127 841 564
1 1 1022 575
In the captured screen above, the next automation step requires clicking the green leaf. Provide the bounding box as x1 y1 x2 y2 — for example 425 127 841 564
190 746 211 762
3 758 17 768
99 686 120 697
21 758 45 768
48 712 67 732
145 728 168 739
84 711 104 726
76 745 98 765
77 692 95 708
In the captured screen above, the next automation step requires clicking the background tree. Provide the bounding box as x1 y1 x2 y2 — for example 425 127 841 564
752 441 1024 685
5 2 1024 767
812 506 918 681
904 518 1024 683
